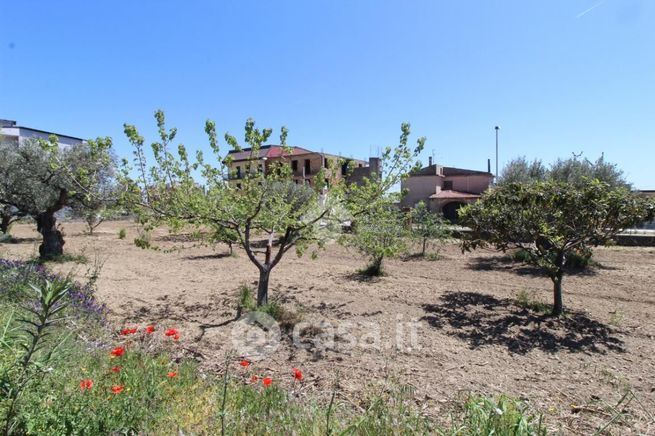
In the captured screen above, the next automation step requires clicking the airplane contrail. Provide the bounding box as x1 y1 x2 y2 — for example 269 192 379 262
576 1 605 18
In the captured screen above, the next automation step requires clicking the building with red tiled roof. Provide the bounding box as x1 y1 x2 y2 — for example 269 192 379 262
400 157 493 222
226 144 375 188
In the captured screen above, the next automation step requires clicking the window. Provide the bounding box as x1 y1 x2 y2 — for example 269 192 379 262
292 160 298 171
358 163 363 168
304 159 311 174
236 183 242 189
443 181 453 190
324 158 330 169
258 164 263 173
246 164 251 173
235 166 241 178
341 162 348 176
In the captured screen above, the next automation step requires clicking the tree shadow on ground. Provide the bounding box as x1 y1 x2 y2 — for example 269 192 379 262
343 271 383 283
183 253 232 261
466 255 600 277
1 236 41 244
421 291 624 354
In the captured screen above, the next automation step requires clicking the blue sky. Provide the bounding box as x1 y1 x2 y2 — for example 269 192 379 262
1 0 653 188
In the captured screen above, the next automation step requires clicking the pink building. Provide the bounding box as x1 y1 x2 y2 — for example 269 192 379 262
400 157 493 222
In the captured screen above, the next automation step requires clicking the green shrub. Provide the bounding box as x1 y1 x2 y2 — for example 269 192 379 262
444 394 546 435
118 228 127 239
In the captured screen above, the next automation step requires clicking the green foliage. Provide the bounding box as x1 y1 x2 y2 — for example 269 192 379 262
0 136 114 258
499 154 629 188
514 290 551 315
344 206 409 276
513 248 594 270
120 111 338 306
460 179 654 315
236 285 256 316
338 123 424 276
443 395 546 436
497 156 548 185
411 201 451 257
1 280 71 434
342 123 425 216
118 227 127 239
236 286 301 332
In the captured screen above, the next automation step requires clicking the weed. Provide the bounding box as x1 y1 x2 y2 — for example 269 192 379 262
515 290 551 315
118 228 127 239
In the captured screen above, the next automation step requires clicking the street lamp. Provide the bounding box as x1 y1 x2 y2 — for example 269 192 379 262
494 126 500 183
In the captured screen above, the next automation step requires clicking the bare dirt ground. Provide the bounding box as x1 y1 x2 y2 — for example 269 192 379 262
2 220 655 434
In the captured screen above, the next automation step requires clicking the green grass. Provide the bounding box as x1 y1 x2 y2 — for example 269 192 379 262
35 253 89 264
515 289 552 315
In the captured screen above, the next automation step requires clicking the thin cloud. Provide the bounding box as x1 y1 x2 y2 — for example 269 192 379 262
576 1 605 18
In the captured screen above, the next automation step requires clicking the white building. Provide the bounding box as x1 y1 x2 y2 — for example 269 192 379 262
0 119 85 147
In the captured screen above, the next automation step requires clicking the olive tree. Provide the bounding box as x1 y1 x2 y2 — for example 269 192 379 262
499 154 628 188
497 157 547 185
460 179 654 316
1 205 25 236
0 136 113 258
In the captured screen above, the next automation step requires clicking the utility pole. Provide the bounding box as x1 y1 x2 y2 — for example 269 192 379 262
494 126 500 183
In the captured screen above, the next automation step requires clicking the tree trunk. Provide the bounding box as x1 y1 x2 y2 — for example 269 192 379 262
0 214 10 235
422 238 427 256
36 212 64 259
552 273 563 316
551 251 566 316
257 268 270 307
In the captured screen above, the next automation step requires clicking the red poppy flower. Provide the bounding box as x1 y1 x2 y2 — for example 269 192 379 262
110 347 125 357
120 327 138 335
79 379 94 390
111 366 121 373
292 368 303 381
262 377 272 387
239 360 250 367
167 371 177 378
165 328 178 337
173 333 180 341
250 375 258 383
111 385 124 394
145 325 155 334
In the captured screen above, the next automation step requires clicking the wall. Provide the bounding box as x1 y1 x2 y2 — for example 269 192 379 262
400 175 441 207
444 175 492 194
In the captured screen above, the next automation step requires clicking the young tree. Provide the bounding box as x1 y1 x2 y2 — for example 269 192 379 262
410 201 451 257
460 180 654 316
121 111 343 306
343 205 409 276
0 136 113 258
208 225 239 255
339 123 425 275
